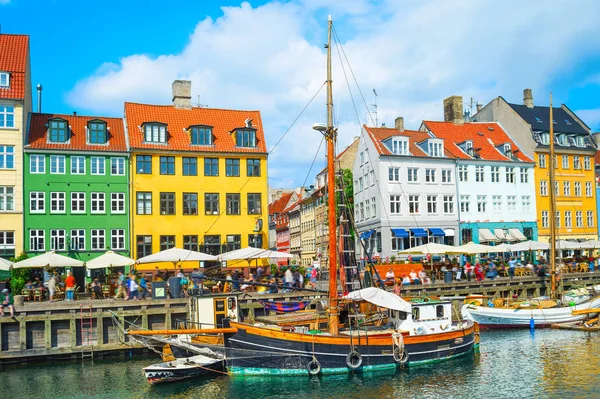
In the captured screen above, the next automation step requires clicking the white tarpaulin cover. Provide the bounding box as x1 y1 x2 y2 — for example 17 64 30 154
220 246 294 260
555 240 582 250
86 251 136 269
398 242 460 255
344 287 412 313
12 251 84 269
508 228 527 242
510 240 549 251
478 228 497 243
137 247 218 264
0 257 11 271
494 229 507 241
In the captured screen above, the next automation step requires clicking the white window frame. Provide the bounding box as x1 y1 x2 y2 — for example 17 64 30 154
30 154 46 174
573 155 581 170
111 229 126 250
50 229 66 251
408 195 420 214
587 210 594 227
460 195 470 213
391 138 409 155
0 186 15 211
110 157 126 176
491 166 500 183
50 155 66 175
90 156 105 175
561 155 569 169
389 195 401 215
538 154 546 168
111 192 126 214
443 195 454 214
475 166 484 182
555 211 561 228
71 156 86 175
541 211 549 228
407 168 419 183
586 182 593 197
458 165 468 182
30 229 45 252
522 196 531 212
575 182 582 197
0 105 15 128
564 210 572 228
520 168 528 183
425 168 436 183
540 180 548 197
91 192 106 214
427 195 437 214
477 195 486 213
70 229 86 251
0 72 9 88
584 156 591 170
71 192 86 214
388 167 400 182
506 167 515 183
50 192 66 214
507 195 517 212
576 211 583 228
30 191 45 213
563 181 570 197
492 195 502 213
441 169 452 183
0 145 14 169
91 229 106 251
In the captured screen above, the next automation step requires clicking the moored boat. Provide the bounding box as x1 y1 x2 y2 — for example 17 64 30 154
143 353 224 385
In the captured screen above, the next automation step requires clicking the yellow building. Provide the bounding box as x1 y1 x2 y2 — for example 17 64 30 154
0 34 32 259
300 194 316 267
125 80 268 269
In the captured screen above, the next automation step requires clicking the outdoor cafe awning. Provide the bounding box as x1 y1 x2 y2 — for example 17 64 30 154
429 228 446 237
360 230 375 240
391 228 409 238
494 229 507 241
478 228 497 243
410 228 428 238
507 228 527 242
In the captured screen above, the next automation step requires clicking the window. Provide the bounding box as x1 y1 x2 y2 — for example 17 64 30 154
178 157 197 176
358 177 364 191
573 156 581 170
0 186 14 211
248 234 263 249
0 146 14 169
160 156 175 175
0 231 15 257
477 195 486 212
522 196 531 212
428 141 443 157
49 119 68 142
136 155 152 174
50 155 66 174
30 155 46 174
365 199 371 219
505 167 515 183
30 192 45 213
0 72 9 88
226 193 240 215
248 193 262 215
136 192 152 215
365 172 370 187
70 229 85 251
561 155 569 169
407 168 419 182
555 181 559 196
30 230 45 252
491 166 500 183
111 229 125 250
460 195 470 212
391 138 408 155
0 105 14 128
475 166 484 182
226 158 240 177
91 192 105 214
507 195 516 211
50 229 66 251
371 196 377 217
247 159 261 177
360 152 364 165
160 192 176 215
584 156 591 170
183 193 198 215
370 170 375 186
137 236 152 258
110 193 125 214
563 181 571 196
110 158 125 175
558 134 567 146
575 182 582 197
565 211 572 228
204 158 219 176
90 156 105 175
91 229 105 250
205 193 220 215
541 211 549 228
443 195 454 214
427 195 437 214
576 211 583 228
71 192 86 213
441 169 452 183
88 121 107 144
464 141 473 156
458 165 468 182
520 168 528 183
538 154 546 168
190 126 212 145
71 156 85 174
503 143 512 158
50 192 65 213
555 211 561 228
540 133 550 144
586 182 593 197
359 202 364 220
144 123 167 143
425 168 436 183
236 129 256 147
160 235 175 250
587 210 594 227
390 195 401 214
408 195 420 214
492 195 502 212
540 180 548 196
388 167 400 182
183 235 199 251
226 234 241 251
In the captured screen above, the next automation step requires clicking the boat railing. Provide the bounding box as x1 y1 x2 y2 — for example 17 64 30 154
175 319 220 330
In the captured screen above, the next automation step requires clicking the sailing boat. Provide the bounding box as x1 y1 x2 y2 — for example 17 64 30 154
461 94 600 328
215 16 479 376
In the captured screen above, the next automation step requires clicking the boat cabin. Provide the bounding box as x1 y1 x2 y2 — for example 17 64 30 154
390 300 454 335
189 293 240 329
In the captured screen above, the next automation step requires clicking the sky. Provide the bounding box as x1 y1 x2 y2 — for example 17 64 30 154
2 0 600 188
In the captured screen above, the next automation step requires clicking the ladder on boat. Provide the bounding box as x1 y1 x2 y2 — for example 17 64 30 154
80 302 94 359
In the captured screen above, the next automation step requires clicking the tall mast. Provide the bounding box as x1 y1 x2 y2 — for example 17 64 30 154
548 93 557 299
326 15 339 335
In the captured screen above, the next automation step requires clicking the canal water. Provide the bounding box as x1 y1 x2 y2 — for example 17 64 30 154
3 329 599 399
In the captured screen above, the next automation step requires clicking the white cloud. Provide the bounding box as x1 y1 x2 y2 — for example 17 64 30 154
67 0 600 187
576 109 600 132
0 0 11 4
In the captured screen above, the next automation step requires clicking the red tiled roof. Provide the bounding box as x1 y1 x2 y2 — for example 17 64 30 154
594 150 600 167
363 125 453 157
269 192 293 215
0 34 29 100
124 102 267 153
422 121 533 162
27 113 127 152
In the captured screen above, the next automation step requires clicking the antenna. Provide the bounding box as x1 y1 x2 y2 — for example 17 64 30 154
370 89 378 127
195 94 207 108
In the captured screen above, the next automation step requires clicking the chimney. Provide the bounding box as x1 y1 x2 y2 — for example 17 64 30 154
36 84 42 113
73 111 77 116
476 102 483 113
172 80 192 110
395 117 404 132
592 132 600 149
523 88 534 108
443 95 464 125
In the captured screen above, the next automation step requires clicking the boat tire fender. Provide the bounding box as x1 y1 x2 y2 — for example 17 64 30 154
346 351 362 369
393 346 409 364
307 359 321 375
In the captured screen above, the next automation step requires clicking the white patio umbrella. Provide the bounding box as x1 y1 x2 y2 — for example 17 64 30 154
136 247 218 264
12 251 84 269
220 246 294 261
491 243 513 252
0 257 12 271
344 287 412 312
575 240 600 250
510 240 549 251
86 251 136 269
555 240 583 250
455 241 498 254
398 243 461 255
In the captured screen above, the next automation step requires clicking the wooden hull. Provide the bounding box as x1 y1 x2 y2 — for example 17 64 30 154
222 321 478 376
551 321 600 332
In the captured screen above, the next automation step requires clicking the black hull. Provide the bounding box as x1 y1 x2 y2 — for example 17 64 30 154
144 362 223 385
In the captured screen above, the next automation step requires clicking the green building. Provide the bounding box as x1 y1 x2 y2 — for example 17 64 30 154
24 113 130 283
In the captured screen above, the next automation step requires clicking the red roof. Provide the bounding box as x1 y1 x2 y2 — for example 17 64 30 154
124 102 267 153
594 150 600 167
422 121 533 162
269 192 293 215
363 125 453 157
0 34 29 100
27 113 127 152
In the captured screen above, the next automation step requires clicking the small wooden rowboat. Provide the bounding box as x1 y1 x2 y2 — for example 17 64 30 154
144 354 224 385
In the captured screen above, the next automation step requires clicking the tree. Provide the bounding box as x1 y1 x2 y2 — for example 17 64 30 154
9 251 29 294
336 168 355 237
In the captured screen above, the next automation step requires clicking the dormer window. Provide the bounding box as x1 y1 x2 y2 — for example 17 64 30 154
540 133 550 145
49 119 68 143
88 120 107 144
575 136 585 147
0 72 9 88
391 138 409 155
143 123 167 143
464 141 473 156
236 129 256 147
557 134 567 146
427 140 443 157
190 126 213 145
503 143 512 157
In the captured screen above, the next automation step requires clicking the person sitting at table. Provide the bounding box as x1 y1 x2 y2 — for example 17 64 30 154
401 275 411 286
392 280 402 295
241 274 255 292
418 269 428 284
474 263 484 281
0 289 14 317
486 264 498 280
25 280 34 290
90 278 102 299
385 268 395 283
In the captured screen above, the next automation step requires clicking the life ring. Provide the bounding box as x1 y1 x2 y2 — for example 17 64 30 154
393 346 409 364
307 359 321 375
346 351 362 369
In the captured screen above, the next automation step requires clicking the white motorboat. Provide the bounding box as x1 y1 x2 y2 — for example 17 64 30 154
144 353 224 385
